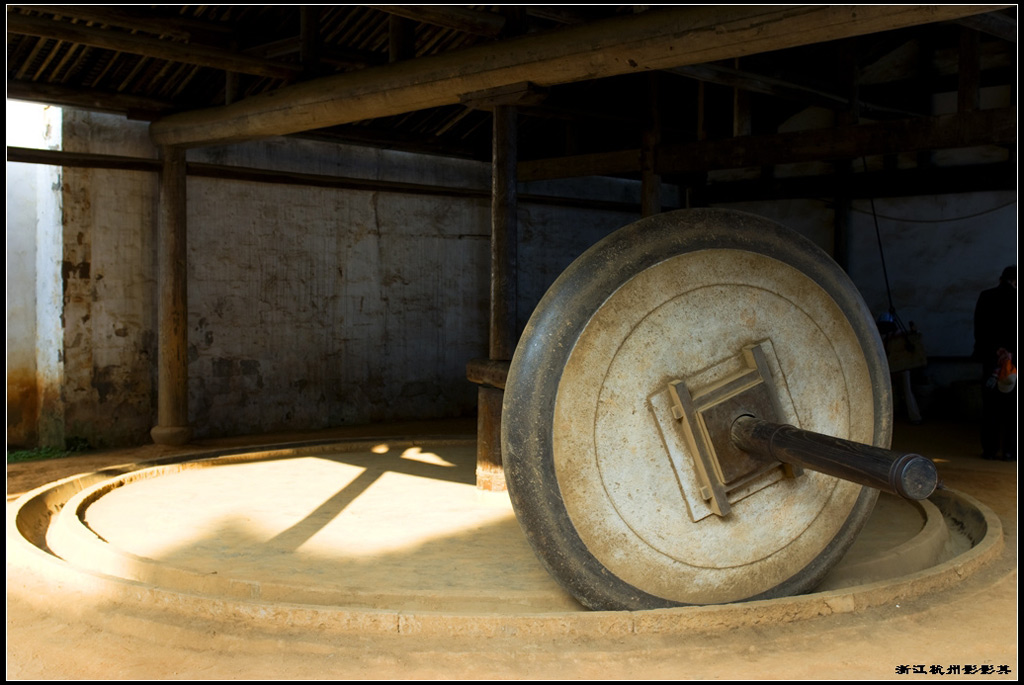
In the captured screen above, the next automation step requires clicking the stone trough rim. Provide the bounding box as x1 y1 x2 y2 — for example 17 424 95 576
7 439 1006 639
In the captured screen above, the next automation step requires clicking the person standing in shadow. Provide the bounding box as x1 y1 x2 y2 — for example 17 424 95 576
973 265 1017 461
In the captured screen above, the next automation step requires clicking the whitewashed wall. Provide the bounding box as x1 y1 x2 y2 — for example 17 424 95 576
6 102 63 448
6 157 40 447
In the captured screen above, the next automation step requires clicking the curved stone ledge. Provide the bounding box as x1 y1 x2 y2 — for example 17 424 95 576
7 440 1005 640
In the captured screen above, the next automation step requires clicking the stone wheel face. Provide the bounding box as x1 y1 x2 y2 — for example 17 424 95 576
502 209 891 610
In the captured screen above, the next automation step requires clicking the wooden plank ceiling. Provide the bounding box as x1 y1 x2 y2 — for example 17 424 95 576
6 5 1017 198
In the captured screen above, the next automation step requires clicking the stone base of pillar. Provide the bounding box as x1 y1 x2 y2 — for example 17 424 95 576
476 387 506 491
150 425 191 446
476 463 507 492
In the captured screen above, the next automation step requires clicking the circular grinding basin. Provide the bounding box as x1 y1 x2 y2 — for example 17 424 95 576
502 209 892 610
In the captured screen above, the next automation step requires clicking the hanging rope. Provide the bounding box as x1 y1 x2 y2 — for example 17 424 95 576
863 157 910 337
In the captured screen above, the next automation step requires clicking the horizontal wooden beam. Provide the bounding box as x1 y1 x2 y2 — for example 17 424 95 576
520 108 1016 181
519 150 642 183
6 89 484 156
150 5 1007 148
6 12 300 79
699 161 1016 203
3 146 641 213
657 107 1016 174
466 359 511 390
6 146 162 172
10 146 1010 207
6 80 173 119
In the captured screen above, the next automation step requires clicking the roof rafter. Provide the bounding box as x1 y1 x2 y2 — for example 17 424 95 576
371 5 506 37
7 10 300 79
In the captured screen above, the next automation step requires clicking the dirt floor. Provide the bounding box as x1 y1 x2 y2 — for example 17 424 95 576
6 419 1017 680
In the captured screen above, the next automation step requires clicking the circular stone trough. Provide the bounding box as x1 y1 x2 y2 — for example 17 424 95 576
7 438 1004 638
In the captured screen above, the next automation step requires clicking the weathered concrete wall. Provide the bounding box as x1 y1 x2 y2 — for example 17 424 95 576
185 174 490 436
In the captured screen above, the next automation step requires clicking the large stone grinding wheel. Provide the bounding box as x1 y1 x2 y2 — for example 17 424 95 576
502 208 892 610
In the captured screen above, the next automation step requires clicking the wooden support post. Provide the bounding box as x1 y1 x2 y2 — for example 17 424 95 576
300 6 322 74
225 71 239 105
834 39 858 272
150 146 191 446
491 105 518 361
641 73 662 217
834 161 852 271
732 58 752 138
388 14 415 63
476 386 505 490
958 27 980 113
477 105 518 491
687 81 709 209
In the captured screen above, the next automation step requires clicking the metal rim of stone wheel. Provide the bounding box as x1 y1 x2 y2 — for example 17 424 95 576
502 208 892 610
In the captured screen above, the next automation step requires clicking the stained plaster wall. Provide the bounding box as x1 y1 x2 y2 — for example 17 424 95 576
7 102 63 449
60 110 160 447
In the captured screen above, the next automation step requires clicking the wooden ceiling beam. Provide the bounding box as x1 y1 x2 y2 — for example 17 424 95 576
245 35 385 68
524 7 591 25
518 107 1015 181
371 5 506 37
150 4 1007 148
6 11 300 79
6 80 173 119
7 5 234 42
666 63 923 118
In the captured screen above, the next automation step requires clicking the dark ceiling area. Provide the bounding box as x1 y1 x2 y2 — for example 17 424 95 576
6 5 1018 199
